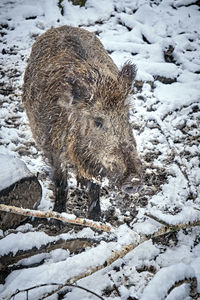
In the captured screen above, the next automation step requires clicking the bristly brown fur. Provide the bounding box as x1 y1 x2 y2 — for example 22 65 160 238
22 25 143 195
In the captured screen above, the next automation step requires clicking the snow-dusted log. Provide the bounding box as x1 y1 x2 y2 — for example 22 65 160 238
0 204 111 232
0 237 99 284
0 237 96 267
0 154 42 230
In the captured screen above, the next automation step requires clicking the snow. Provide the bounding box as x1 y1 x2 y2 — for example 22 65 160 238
0 0 200 299
154 81 200 113
115 224 140 245
140 263 196 300
0 231 59 256
62 0 115 26
0 154 32 190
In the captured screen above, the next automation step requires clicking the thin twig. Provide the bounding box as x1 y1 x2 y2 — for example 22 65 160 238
8 283 61 300
144 212 169 226
108 273 121 297
8 282 104 300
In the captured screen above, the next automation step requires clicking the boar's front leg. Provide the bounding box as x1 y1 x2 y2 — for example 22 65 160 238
77 177 101 220
53 170 68 213
88 181 101 221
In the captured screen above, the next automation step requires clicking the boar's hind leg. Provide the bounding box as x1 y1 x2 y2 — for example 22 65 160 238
53 172 68 213
88 182 101 221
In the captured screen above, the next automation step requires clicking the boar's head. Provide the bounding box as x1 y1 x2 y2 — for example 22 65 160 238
63 62 143 194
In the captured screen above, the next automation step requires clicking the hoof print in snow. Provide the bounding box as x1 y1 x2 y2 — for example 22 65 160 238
0 155 42 231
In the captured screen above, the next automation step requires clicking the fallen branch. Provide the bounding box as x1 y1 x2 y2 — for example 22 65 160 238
0 204 111 232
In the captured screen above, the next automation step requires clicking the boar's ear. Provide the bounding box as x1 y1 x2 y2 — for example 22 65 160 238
119 62 137 89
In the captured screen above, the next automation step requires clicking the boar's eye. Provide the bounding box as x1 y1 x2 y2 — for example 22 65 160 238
94 117 104 129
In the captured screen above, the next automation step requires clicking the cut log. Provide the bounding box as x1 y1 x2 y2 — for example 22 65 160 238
0 154 42 230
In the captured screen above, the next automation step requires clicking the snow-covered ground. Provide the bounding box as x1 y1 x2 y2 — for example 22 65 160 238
0 0 200 299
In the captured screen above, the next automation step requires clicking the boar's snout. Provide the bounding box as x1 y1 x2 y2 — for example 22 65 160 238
122 175 143 194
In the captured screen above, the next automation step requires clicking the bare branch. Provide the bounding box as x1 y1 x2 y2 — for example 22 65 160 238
150 219 200 240
0 204 111 232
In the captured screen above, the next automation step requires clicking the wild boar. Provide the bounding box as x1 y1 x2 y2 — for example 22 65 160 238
22 25 143 220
